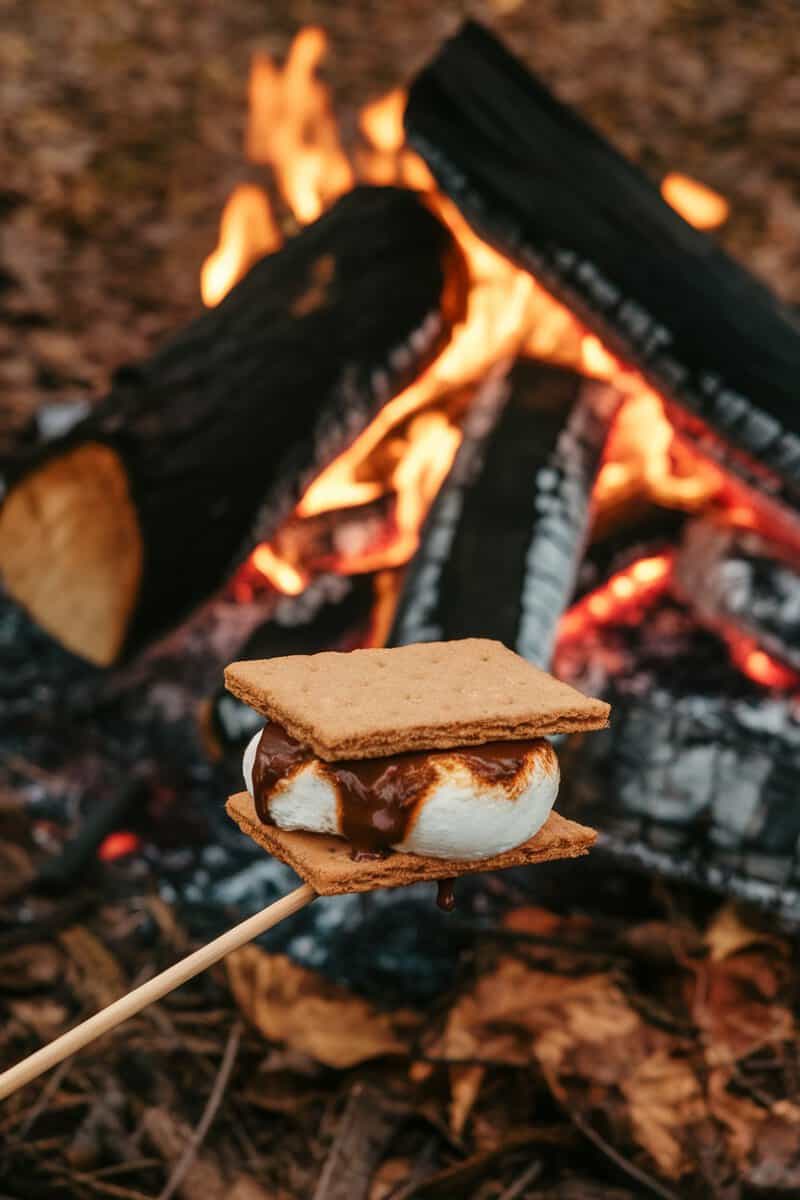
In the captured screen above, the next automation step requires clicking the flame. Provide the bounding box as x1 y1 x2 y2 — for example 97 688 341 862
594 388 723 521
661 172 730 231
249 544 308 595
201 184 281 306
210 29 784 699
247 28 353 223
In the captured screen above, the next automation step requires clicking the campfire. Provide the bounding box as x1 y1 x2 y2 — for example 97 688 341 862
1 21 799 913
3 15 800 1197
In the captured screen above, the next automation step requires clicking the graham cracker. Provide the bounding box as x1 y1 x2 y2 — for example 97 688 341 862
225 639 609 760
226 791 597 895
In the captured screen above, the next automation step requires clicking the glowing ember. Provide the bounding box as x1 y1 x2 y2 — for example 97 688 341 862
661 171 730 230
728 639 799 691
98 831 141 862
557 553 674 641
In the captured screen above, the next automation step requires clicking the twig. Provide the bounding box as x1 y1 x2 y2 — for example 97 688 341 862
13 1056 73 1141
0 882 316 1100
313 1082 407 1200
45 1168 154 1200
383 1138 438 1200
497 1159 542 1200
156 1019 242 1200
550 1076 679 1200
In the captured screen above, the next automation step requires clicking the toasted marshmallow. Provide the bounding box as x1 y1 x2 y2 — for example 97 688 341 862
242 727 559 861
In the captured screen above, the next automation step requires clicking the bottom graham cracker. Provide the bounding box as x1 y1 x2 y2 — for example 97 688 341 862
226 791 597 895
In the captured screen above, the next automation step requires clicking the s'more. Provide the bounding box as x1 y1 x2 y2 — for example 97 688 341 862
224 639 609 904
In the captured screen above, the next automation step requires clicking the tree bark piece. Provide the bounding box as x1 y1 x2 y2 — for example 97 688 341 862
406 22 800 519
0 186 463 665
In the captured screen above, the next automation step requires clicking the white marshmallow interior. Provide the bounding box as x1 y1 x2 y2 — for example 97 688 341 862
242 726 559 861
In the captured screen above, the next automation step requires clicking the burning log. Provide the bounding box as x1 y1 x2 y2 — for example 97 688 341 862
405 22 800 519
674 516 800 672
0 187 463 666
390 360 620 667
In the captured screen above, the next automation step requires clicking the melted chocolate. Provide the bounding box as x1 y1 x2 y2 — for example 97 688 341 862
251 721 546 856
251 721 310 824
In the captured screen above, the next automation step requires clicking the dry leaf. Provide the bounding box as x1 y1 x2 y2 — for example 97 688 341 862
0 943 64 990
707 1068 766 1167
621 1051 705 1178
448 1063 485 1137
58 925 126 1008
10 998 68 1039
705 903 786 962
502 907 591 939
746 1114 800 1190
0 842 34 901
229 1175 275 1200
368 1158 414 1200
227 946 418 1068
696 960 794 1066
435 957 638 1072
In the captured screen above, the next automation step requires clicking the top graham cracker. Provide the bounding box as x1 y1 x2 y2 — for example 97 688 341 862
224 639 609 761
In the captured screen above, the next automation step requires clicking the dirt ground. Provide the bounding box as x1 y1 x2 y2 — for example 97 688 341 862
2 3 800 1197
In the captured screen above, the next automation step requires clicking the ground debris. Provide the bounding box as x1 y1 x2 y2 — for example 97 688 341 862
2 858 799 1197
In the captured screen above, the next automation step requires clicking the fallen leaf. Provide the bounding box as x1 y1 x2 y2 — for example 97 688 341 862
10 998 69 1040
368 1158 414 1200
229 1175 275 1200
501 907 592 940
621 1051 705 1178
745 1114 800 1190
58 926 126 1008
434 958 638 1072
448 1063 485 1137
0 841 34 901
695 960 794 1066
707 1068 765 1167
622 919 703 964
227 946 418 1069
0 943 64 991
705 904 787 962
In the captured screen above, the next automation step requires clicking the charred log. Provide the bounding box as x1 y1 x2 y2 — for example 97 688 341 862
406 22 800 519
390 360 620 666
0 187 463 666
674 517 800 670
557 590 800 920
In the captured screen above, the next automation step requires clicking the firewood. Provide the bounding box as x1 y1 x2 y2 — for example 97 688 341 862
0 187 464 666
390 360 620 667
406 22 800 518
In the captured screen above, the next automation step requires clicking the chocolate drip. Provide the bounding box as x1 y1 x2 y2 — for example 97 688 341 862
251 722 310 824
251 721 547 856
436 879 456 911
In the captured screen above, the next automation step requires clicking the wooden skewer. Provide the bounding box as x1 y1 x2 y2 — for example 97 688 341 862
0 882 317 1102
